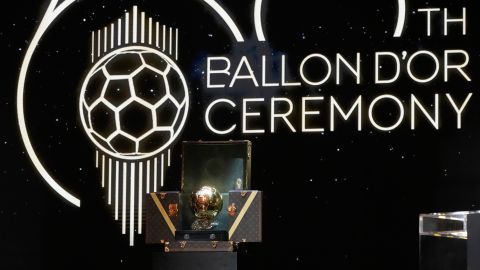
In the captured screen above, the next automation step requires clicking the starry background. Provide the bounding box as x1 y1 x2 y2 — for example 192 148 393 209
1 0 480 269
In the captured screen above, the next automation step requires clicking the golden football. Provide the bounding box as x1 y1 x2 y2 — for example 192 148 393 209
190 186 223 220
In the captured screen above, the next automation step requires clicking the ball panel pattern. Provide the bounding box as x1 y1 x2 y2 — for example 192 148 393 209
90 101 116 139
119 101 154 139
133 68 168 106
103 79 132 107
84 70 107 107
141 52 169 73
105 53 143 76
79 46 189 159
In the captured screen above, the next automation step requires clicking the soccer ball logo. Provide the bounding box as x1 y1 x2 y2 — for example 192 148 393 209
79 46 189 160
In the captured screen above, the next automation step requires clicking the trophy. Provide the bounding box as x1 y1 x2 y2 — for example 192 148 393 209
190 186 223 230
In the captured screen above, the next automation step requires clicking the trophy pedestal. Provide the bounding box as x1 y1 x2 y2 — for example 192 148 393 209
152 251 237 270
419 211 480 270
175 230 229 241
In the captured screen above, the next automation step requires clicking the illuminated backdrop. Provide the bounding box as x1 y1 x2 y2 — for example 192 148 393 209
1 0 480 269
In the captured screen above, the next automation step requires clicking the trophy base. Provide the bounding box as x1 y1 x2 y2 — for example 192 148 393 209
175 230 228 241
191 219 217 230
152 251 237 270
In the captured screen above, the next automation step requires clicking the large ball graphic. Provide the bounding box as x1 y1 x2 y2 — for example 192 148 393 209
79 46 189 160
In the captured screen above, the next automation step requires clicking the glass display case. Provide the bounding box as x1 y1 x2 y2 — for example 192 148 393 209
180 141 252 234
419 211 480 270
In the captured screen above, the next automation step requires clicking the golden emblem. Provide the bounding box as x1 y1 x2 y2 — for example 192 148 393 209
227 203 237 216
168 203 178 217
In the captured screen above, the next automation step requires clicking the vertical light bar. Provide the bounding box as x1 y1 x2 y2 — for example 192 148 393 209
108 158 112 205
162 25 166 52
138 161 143 234
97 30 101 57
104 27 107 52
91 31 94 63
175 28 179 60
148 18 153 45
125 12 129 44
146 159 151 194
101 154 105 188
132 6 138 43
141 12 145 43
153 157 158 192
167 149 171 167
122 162 127 234
169 27 173 55
130 163 135 246
110 23 115 49
115 160 119 220
155 22 160 48
161 154 164 187
117 18 122 46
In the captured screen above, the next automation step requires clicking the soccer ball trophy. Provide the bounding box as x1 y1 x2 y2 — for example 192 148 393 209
190 186 223 230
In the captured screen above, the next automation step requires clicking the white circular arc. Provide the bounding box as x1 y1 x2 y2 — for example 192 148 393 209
17 0 81 207
254 0 266 41
394 0 406 37
202 0 245 42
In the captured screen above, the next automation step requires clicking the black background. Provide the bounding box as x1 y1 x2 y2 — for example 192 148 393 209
1 0 480 269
